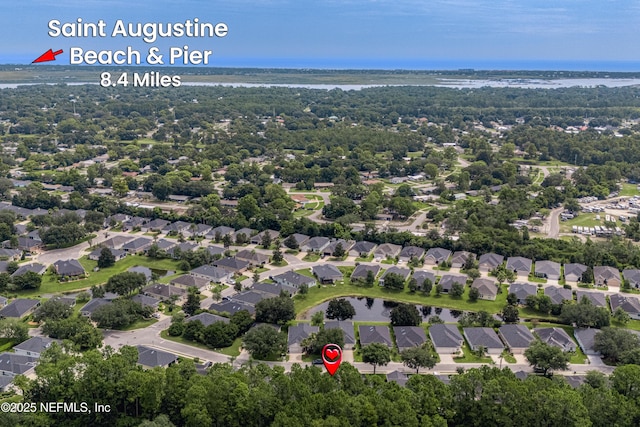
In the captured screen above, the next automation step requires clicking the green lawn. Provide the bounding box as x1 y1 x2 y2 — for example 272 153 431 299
216 337 242 357
620 183 639 197
522 321 587 364
119 318 158 331
302 253 321 262
453 341 494 364
560 213 620 234
355 255 374 262
160 329 239 356
15 255 184 297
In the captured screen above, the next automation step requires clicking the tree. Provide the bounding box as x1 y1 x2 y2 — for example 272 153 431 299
252 271 261 284
468 287 480 302
230 310 254 334
182 287 201 316
260 231 272 249
272 247 284 264
422 278 433 294
33 299 72 322
435 283 443 295
97 247 116 268
401 345 437 373
612 307 631 325
501 304 520 323
332 243 345 258
311 311 324 327
362 343 391 374
105 271 147 296
91 299 151 329
302 328 344 355
593 327 640 364
91 285 105 299
0 318 29 343
42 316 102 350
382 273 405 290
524 340 570 377
326 298 356 321
389 303 421 326
11 271 42 290
283 234 299 250
242 325 287 359
203 322 239 348
255 296 295 325
450 282 464 298
560 297 610 328
506 292 518 306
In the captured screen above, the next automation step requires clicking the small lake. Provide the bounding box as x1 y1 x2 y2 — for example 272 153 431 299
303 297 464 322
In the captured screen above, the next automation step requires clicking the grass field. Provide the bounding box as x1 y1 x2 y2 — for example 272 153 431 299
559 213 618 233
620 183 640 197
159 330 240 357
453 341 494 364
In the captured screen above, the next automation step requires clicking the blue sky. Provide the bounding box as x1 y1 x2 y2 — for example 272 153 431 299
2 0 640 69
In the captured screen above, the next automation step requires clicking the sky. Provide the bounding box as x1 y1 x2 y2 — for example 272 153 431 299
2 0 640 70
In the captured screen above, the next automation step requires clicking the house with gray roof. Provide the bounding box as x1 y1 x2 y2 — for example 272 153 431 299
272 271 317 289
0 353 37 377
394 326 427 351
162 221 192 235
575 290 607 308
190 223 213 237
463 327 505 354
205 245 225 257
235 249 270 266
232 290 272 306
171 274 211 290
386 370 409 386
213 257 249 274
207 225 235 240
209 300 255 315
379 266 411 286
438 274 467 293
412 270 437 288
0 299 39 319
471 277 498 300
142 284 187 302
300 236 331 253
186 312 230 327
349 241 377 258
623 269 640 289
80 298 112 317
285 233 310 248
88 247 126 262
137 346 177 368
478 253 504 272
544 286 573 305
429 324 464 354
574 328 601 356
350 264 381 282
424 248 452 265
373 243 402 260
451 251 475 268
506 256 533 278
122 237 153 254
101 235 134 250
593 266 621 287
131 294 160 310
287 324 319 353
122 216 147 232
533 328 576 352
253 281 296 297
13 336 55 358
325 321 355 349
359 325 392 347
167 242 198 259
143 218 170 232
509 282 538 305
609 294 640 320
399 246 425 262
312 264 343 284
498 324 534 354
53 259 85 278
534 260 561 281
564 263 588 284
323 239 355 257
11 263 46 277
234 228 256 243
0 248 21 261
250 229 280 245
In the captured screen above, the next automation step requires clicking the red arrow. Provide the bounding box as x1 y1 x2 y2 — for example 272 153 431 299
32 49 64 63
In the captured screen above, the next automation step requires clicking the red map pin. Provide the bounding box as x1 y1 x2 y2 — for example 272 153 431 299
321 343 343 376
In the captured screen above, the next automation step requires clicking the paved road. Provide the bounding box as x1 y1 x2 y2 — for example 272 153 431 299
546 207 563 239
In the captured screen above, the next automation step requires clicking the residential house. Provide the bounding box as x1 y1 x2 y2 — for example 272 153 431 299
451 251 475 269
284 233 310 249
143 218 170 232
11 263 46 277
429 324 464 353
13 336 55 358
233 227 256 243
323 239 355 257
235 249 270 267
325 321 355 350
386 370 409 387
471 277 498 300
534 260 561 281
373 243 402 261
312 265 343 284
412 270 436 287
609 294 640 320
212 257 250 274
250 229 280 245
88 247 126 262
205 245 225 257
232 290 272 307
349 241 377 258
498 324 534 354
171 274 211 290
424 248 452 265
398 246 426 263
80 298 112 317
186 312 230 326
564 263 588 284
122 237 153 254
53 259 85 279
0 299 40 318
101 235 134 250
131 294 161 310
17 236 42 252
0 248 21 261
623 269 640 289
575 290 607 308
287 324 319 353
509 282 538 305
574 328 601 356
162 221 192 235
463 327 505 355
533 328 576 352
166 242 198 259
478 253 504 272
359 325 392 347
253 282 297 297
272 271 317 289
0 353 38 377
190 223 213 237
544 286 573 305
209 300 256 315
207 225 235 241
300 236 331 253
394 326 427 351
142 284 187 302
506 256 533 278
121 216 147 231
438 274 467 293
137 346 177 368
593 266 621 287
379 266 411 286
350 264 381 282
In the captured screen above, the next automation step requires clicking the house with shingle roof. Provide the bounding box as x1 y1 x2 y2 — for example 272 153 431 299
312 264 343 284
137 346 177 368
207 226 235 240
564 263 588 284
288 324 319 353
544 286 573 305
11 263 46 277
213 257 249 274
498 324 534 354
325 321 355 349
373 243 402 261
122 237 153 254
272 271 317 289
13 336 56 358
533 328 576 352
471 277 498 300
171 274 211 290
623 269 640 289
593 266 621 287
394 326 427 351
186 312 230 327
379 266 411 286
534 260 561 281
349 241 377 258
438 274 467 293
429 324 464 354
451 251 475 268
574 328 601 356
235 249 270 267
209 300 255 315
412 270 436 288
509 282 538 305
300 236 331 253
575 290 606 308
359 325 392 347
0 299 40 318
351 264 381 282
53 259 85 278
506 257 532 278
478 253 504 272
424 248 452 265
609 294 640 320
399 246 425 262
463 327 504 354
250 229 280 245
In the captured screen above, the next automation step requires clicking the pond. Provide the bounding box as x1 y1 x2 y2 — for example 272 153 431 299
303 297 465 322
